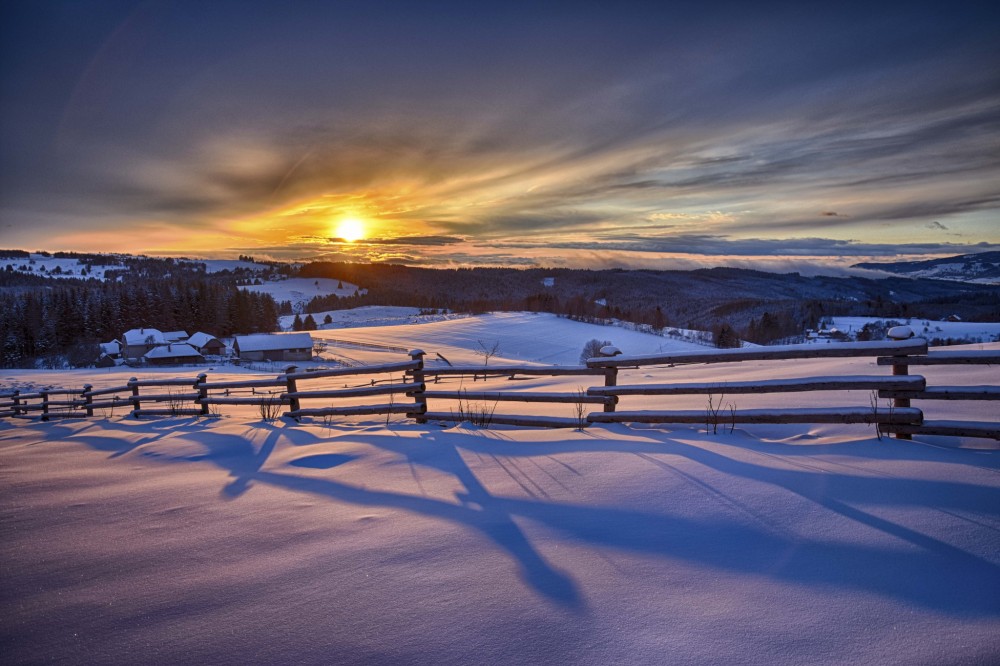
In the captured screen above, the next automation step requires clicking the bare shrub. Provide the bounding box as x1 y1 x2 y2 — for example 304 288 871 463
706 393 724 434
573 387 589 430
259 396 283 421
451 389 497 428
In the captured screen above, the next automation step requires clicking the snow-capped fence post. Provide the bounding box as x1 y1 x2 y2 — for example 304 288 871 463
284 366 300 417
408 349 428 424
600 346 622 413
41 390 50 421
82 384 93 417
887 327 914 440
195 374 209 416
11 389 21 416
129 378 141 417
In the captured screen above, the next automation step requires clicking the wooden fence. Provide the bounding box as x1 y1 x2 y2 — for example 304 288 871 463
1 339 997 440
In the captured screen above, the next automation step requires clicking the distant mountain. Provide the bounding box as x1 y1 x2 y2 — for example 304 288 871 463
852 251 1000 284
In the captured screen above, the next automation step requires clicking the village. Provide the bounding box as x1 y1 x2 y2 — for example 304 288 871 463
97 328 313 367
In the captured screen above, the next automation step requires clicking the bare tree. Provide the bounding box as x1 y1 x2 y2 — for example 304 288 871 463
475 339 501 367
580 339 612 364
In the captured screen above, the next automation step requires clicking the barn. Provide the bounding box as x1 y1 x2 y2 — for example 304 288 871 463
233 333 313 362
186 332 226 356
143 343 205 366
121 328 166 359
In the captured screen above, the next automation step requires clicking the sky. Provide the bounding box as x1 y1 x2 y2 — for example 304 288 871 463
1 0 999 271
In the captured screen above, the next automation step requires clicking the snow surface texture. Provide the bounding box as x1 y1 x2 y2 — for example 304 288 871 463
2 317 999 665
279 305 467 332
241 278 363 313
311 311 708 367
830 317 1000 344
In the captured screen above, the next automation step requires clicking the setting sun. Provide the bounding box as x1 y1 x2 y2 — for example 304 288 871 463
334 217 366 242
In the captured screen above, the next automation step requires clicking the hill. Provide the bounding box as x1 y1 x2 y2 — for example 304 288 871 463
2 334 998 665
853 251 1000 284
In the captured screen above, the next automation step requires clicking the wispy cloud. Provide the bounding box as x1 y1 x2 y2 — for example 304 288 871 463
2 1 998 266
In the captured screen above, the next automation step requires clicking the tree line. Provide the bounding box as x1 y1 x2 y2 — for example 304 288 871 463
1 275 278 368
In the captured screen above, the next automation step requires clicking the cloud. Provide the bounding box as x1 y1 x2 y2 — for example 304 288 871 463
2 2 999 261
492 234 1000 258
362 235 466 246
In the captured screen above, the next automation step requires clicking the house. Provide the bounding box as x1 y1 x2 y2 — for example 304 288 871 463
163 330 189 343
95 354 119 368
186 331 226 355
143 343 205 366
99 340 122 359
121 328 166 359
233 333 313 362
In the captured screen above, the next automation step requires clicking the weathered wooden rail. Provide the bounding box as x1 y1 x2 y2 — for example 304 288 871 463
1 337 996 441
877 349 1000 439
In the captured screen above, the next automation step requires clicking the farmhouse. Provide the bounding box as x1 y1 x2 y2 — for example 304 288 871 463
99 340 122 359
143 343 205 366
233 333 312 362
121 328 166 358
186 331 226 355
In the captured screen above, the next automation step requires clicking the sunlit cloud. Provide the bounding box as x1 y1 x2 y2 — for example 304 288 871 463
2 2 998 269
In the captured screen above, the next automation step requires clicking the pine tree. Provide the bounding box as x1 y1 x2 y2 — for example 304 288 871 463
292 314 303 331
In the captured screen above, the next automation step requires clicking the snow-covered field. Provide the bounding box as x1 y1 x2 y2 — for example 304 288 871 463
242 277 363 312
2 315 998 664
312 311 708 367
279 305 466 333
829 316 1000 344
2 253 118 279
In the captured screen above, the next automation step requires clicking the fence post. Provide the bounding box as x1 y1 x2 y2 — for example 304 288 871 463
83 384 93 417
41 390 50 421
129 377 141 418
284 366 300 418
195 373 209 416
887 328 913 440
11 389 20 417
600 346 622 413
408 349 428 424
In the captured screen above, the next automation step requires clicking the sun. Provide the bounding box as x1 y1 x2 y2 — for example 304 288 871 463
333 217 366 242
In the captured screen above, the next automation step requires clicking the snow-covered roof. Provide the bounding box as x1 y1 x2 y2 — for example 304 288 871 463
100 340 121 355
187 332 222 348
236 333 312 352
143 343 203 359
122 328 165 345
163 330 189 342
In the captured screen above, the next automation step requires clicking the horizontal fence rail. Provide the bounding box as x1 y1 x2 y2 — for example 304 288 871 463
1 338 996 440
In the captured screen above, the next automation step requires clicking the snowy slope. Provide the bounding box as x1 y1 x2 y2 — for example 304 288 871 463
830 316 1000 343
311 311 707 366
201 259 267 273
1 253 116 280
279 305 465 332
853 251 1000 284
241 277 363 312
1 345 998 665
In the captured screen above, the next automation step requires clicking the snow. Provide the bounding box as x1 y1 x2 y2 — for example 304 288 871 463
1 315 998 664
121 328 165 345
99 341 121 356
241 277 363 313
311 311 707 367
1 253 119 280
829 317 1000 344
186 332 221 349
280 305 465 332
143 343 202 360
235 332 313 352
201 259 265 273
